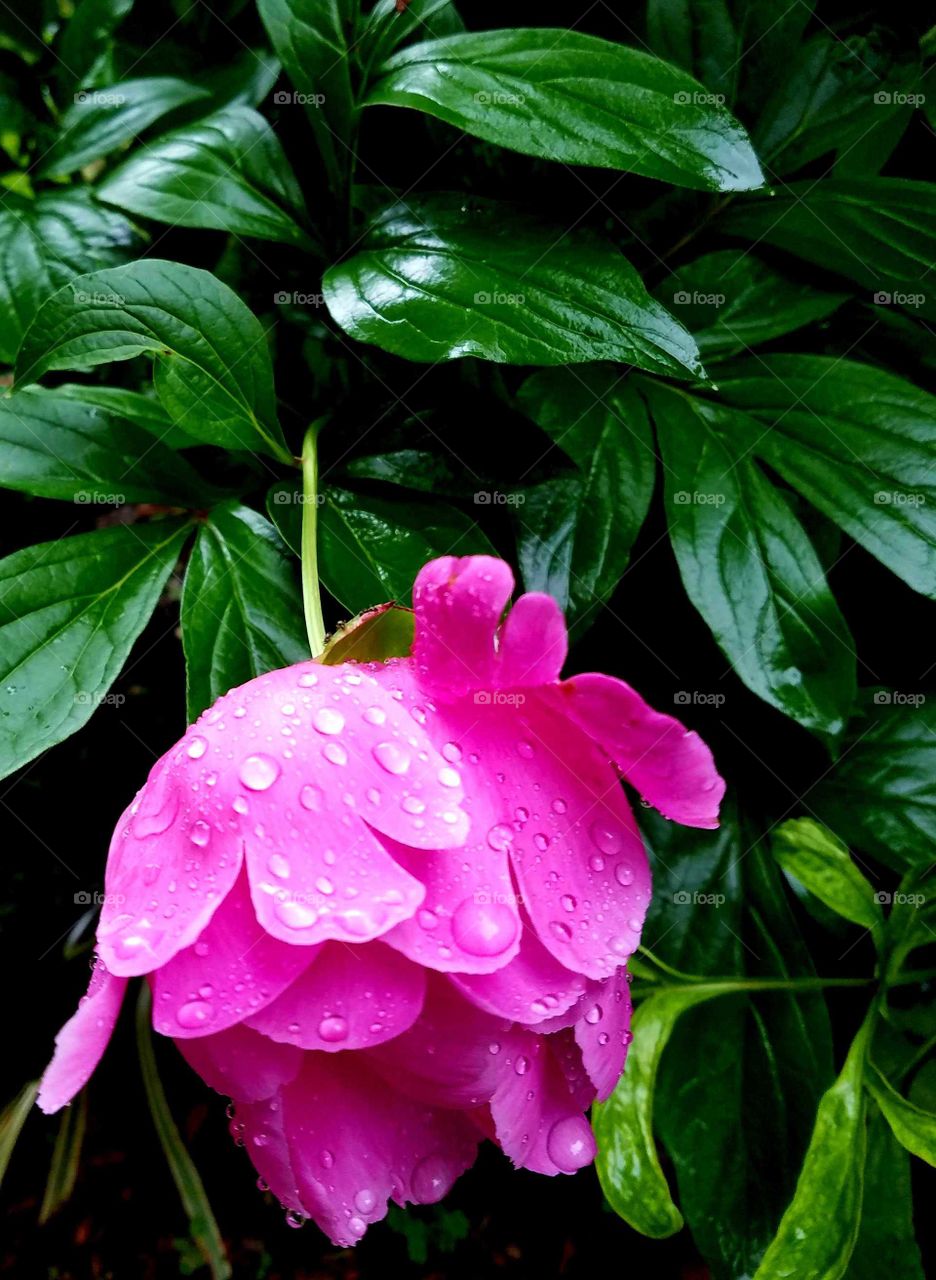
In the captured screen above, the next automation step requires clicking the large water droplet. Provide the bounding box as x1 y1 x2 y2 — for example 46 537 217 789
546 1116 595 1172
373 741 410 775
189 820 211 848
274 899 317 929
177 999 215 1029
411 1153 449 1203
584 1003 603 1025
487 823 514 851
514 1055 530 1076
590 819 624 854
186 735 207 759
551 798 568 815
318 1014 348 1042
438 766 460 788
323 742 348 766
451 897 518 957
299 784 323 811
441 741 462 763
313 707 345 735
560 894 577 913
550 920 573 943
268 853 290 879
614 862 635 887
363 706 386 725
239 754 280 791
355 1188 376 1214
298 671 318 687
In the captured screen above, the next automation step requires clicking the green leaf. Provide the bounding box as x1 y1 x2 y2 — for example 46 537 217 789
361 0 463 70
846 1115 925 1280
753 1020 870 1280
39 77 210 178
814 693 936 871
714 356 936 599
39 1089 88 1223
98 105 311 246
319 604 415 666
136 986 232 1280
655 250 845 358
593 985 722 1238
54 382 198 449
258 0 354 191
0 1081 38 1185
0 518 189 780
647 381 856 737
56 0 135 98
515 367 655 627
181 501 308 722
366 29 764 192
324 197 703 377
0 386 209 504
0 190 144 366
867 1067 936 1167
721 179 936 296
16 259 291 461
772 819 884 944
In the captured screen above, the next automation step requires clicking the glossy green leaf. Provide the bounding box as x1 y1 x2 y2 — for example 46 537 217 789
814 694 936 871
0 386 208 504
846 1115 925 1280
258 0 354 191
0 190 143 366
715 356 936 599
56 0 135 98
39 1089 88 1223
772 819 884 944
721 179 936 295
181 501 308 722
594 984 721 1238
53 382 198 449
361 0 463 69
0 1081 38 1185
647 380 856 737
655 250 845 357
867 1067 936 1167
515 367 655 626
324 197 702 376
136 986 231 1280
39 77 210 177
98 105 311 246
754 1021 870 1280
319 604 415 665
0 518 189 780
367 29 764 192
16 259 290 461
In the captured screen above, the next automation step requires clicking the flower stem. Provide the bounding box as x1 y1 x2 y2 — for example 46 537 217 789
301 421 327 658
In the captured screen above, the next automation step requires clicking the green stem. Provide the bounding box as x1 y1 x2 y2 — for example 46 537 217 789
301 421 327 658
631 976 874 1001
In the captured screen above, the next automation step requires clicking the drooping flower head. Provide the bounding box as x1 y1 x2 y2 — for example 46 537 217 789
39 555 724 1245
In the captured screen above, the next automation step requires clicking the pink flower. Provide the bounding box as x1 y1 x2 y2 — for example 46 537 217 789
39 555 724 1245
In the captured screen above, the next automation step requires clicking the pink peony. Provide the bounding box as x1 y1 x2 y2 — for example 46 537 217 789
38 555 724 1245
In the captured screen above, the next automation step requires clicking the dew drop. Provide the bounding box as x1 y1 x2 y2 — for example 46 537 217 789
324 742 348 766
441 741 462 763
550 920 573 943
274 899 317 930
285 1210 305 1229
402 795 426 815
438 766 461 788
313 707 345 735
411 1154 449 1204
177 999 215 1029
451 897 518 957
318 1014 349 1043
517 741 535 759
533 833 549 852
239 754 280 791
299 784 323 811
614 862 635 886
233 795 249 815
546 1116 595 1172
355 1188 377 1214
363 706 386 725
584 1003 603 1025
590 819 624 854
268 853 290 879
298 671 318 687
186 735 207 759
514 1055 530 1076
373 741 410 774
560 894 577 913
417 908 438 931
551 798 568 815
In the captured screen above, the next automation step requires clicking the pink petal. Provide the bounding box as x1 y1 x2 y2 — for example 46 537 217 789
153 869 317 1038
450 925 587 1024
412 555 514 697
551 672 725 828
37 959 126 1114
238 1093 306 1213
574 967 633 1101
496 593 568 686
176 1022 302 1103
99 754 243 976
245 941 425 1051
282 1054 479 1245
490 1031 596 1176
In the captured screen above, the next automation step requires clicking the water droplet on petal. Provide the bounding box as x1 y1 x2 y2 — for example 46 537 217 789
274 899 317 929
318 1014 348 1042
590 819 624 854
546 1116 595 1172
441 742 462 762
417 908 438 931
533 833 549 852
233 795 249 815
186 736 207 759
298 671 318 687
268 853 290 879
487 823 514 851
550 920 573 943
363 706 386 725
239 754 280 791
355 1188 377 1214
438 766 460 788
514 1055 529 1076
552 798 568 815
614 862 635 886
348 1216 367 1239
452 898 518 957
314 707 345 735
373 741 410 774
560 894 577 913
285 1210 305 1229
177 999 215 1029
189 820 211 848
402 795 426 814
324 742 348 766
411 1153 450 1203
584 1003 603 1025
299 784 323 811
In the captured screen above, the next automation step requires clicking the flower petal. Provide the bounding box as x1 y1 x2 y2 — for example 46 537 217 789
245 941 425 1051
574 967 633 1101
37 959 126 1114
412 555 514 697
99 755 243 976
238 1093 306 1213
153 869 317 1039
552 672 725 828
450 926 587 1024
496 593 568 687
283 1054 479 1245
176 1023 302 1103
